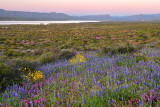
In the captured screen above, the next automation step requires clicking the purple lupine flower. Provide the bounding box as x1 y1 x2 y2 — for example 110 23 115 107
90 92 92 97
148 99 151 105
95 81 97 85
82 97 84 105
107 86 109 90
84 87 86 93
40 104 43 107
58 92 60 98
150 83 152 89
85 74 87 80
30 101 33 107
116 88 118 93
108 99 110 106
78 88 81 96
142 82 145 86
54 90 56 97
112 99 114 104
61 99 63 104
67 101 69 107
41 90 43 94
5 93 9 98
139 87 142 90
3 94 5 99
90 102 92 107
131 91 133 95
97 91 100 97
139 91 141 96
19 102 22 107
93 91 94 96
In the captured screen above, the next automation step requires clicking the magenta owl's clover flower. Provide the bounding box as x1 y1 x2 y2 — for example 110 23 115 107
6 103 10 106
34 100 38 106
22 99 28 103
151 90 154 93
96 37 102 39
2 102 5 107
135 99 139 102
129 99 133 104
37 100 40 104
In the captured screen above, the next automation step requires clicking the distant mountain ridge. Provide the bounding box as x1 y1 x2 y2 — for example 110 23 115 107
0 9 75 20
78 14 111 20
0 9 160 21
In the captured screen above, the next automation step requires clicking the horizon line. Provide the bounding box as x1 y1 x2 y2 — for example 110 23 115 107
1 8 160 17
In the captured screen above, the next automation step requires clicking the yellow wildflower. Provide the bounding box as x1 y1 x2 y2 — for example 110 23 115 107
69 54 86 64
23 67 43 81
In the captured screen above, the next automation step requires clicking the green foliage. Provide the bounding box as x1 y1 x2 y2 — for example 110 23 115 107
117 46 135 54
0 22 159 61
38 52 56 64
59 49 76 59
100 45 136 55
15 58 39 70
152 56 160 64
5 49 24 57
0 62 23 92
134 55 147 63
0 22 160 94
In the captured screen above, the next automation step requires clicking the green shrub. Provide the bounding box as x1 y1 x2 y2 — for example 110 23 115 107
0 62 23 93
30 49 43 55
117 46 135 54
100 45 136 55
59 49 76 60
5 49 24 57
14 58 40 70
100 46 112 54
38 52 56 64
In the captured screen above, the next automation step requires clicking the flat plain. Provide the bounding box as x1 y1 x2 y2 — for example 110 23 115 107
0 22 160 106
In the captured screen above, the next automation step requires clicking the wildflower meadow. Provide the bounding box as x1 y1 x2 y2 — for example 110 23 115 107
0 48 160 106
0 22 160 106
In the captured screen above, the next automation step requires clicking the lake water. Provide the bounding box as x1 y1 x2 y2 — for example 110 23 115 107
0 21 99 25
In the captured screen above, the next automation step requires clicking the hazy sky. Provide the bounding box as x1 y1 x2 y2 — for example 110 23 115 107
1 0 160 15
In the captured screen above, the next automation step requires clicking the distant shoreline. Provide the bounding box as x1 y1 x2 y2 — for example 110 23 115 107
0 20 100 25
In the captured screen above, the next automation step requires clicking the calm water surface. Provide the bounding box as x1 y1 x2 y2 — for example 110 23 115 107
0 21 99 25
